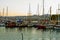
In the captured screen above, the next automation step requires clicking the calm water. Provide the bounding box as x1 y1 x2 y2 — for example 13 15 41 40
0 27 60 40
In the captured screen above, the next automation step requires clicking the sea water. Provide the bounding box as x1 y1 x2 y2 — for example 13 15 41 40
0 27 60 40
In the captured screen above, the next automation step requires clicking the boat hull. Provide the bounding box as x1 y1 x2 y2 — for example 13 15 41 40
37 25 46 29
53 25 60 30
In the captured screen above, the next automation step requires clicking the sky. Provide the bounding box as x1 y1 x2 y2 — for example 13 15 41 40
0 0 60 16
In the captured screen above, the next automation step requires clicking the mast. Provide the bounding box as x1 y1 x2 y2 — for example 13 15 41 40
28 3 31 23
3 8 4 16
37 4 39 16
43 0 44 19
37 4 40 23
6 6 8 16
0 11 1 16
42 0 45 24
28 3 31 16
50 6 52 22
58 4 60 10
58 4 60 24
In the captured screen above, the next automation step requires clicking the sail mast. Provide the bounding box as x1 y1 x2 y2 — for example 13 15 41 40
43 0 44 19
37 4 40 23
58 4 60 24
50 6 52 22
6 6 8 16
0 11 1 16
28 3 31 16
28 3 31 23
42 0 45 24
3 8 4 16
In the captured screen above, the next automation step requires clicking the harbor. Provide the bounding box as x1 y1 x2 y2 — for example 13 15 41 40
0 0 60 40
0 0 60 29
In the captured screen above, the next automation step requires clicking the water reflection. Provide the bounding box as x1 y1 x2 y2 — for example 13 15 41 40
0 27 60 40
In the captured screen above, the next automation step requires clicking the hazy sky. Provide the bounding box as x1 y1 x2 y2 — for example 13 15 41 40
0 0 60 16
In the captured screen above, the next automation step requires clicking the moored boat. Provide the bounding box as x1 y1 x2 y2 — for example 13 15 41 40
5 21 17 28
53 25 60 30
0 23 5 27
37 24 46 29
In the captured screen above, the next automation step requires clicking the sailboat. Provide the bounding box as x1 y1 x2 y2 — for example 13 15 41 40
0 8 5 27
53 4 60 30
46 6 55 29
36 0 46 29
27 3 37 27
5 7 17 28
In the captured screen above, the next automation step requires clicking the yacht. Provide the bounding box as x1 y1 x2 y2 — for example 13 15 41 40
53 5 60 30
